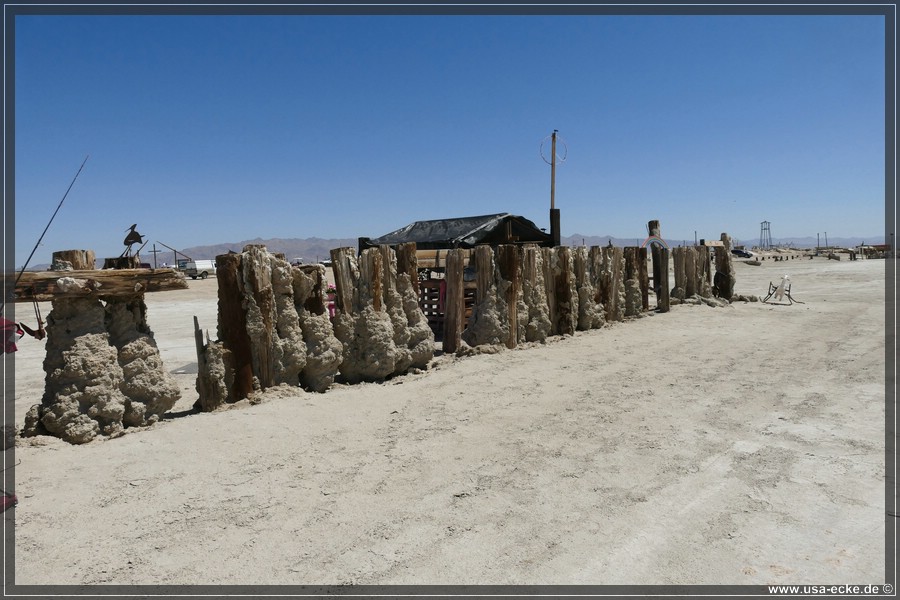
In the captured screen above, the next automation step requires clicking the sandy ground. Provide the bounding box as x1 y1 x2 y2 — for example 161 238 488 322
5 253 889 586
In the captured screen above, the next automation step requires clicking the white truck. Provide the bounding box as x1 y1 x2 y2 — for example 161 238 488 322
185 259 216 280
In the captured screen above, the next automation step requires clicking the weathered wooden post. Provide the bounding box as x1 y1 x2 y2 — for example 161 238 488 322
697 245 712 297
463 244 513 349
497 245 520 348
243 245 276 389
329 246 406 382
542 247 558 335
684 246 698 298
553 246 577 336
671 247 687 300
396 242 420 298
521 244 551 343
713 233 735 301
574 246 602 330
214 253 254 402
648 220 670 312
638 246 649 310
599 245 625 322
443 248 466 353
623 246 644 316
51 249 95 270
330 247 357 316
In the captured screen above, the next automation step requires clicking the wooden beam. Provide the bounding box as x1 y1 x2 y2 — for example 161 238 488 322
14 268 187 302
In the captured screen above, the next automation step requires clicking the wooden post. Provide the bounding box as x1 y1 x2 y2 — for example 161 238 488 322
697 245 712 297
672 247 686 299
713 233 735 300
497 245 520 349
357 248 384 312
656 247 670 312
648 220 670 312
543 247 558 335
297 264 327 316
330 247 357 315
623 247 639 282
443 248 465 353
102 256 140 270
473 245 494 306
243 246 275 389
52 249 95 270
215 253 254 400
396 242 420 297
638 246 649 310
599 245 624 322
684 246 697 298
623 246 643 316
555 246 576 336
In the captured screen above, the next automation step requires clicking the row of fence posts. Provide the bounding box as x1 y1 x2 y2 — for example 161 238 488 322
197 228 735 409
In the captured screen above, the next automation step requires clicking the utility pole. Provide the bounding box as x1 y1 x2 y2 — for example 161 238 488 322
817 233 820 252
149 244 162 269
825 232 828 248
551 130 557 212
550 130 560 247
542 130 564 248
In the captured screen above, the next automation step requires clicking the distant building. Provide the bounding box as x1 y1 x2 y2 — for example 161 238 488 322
359 213 553 252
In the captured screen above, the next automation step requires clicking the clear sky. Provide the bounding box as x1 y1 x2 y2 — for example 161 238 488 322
12 11 886 265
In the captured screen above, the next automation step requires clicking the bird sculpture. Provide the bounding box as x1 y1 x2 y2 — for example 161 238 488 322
121 224 146 258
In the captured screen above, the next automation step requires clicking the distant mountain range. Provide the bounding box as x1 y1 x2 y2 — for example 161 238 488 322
161 234 890 262
23 233 886 271
563 234 886 250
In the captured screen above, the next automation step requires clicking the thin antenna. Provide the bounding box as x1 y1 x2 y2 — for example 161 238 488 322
4 155 89 314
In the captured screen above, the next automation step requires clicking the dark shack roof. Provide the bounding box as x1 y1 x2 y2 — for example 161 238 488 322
361 213 552 250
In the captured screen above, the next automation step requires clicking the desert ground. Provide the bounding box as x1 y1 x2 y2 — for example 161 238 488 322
6 251 889 587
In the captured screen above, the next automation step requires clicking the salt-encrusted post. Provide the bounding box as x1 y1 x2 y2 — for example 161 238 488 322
574 246 603 330
648 220 670 312
713 233 735 301
396 242 420 297
292 263 343 392
639 247 649 310
51 249 95 270
542 248 558 335
329 247 405 382
671 247 687 301
20 251 185 443
243 245 276 389
330 247 357 315
214 253 254 401
392 242 434 368
684 246 698 298
697 245 712 297
497 244 520 348
623 247 644 316
462 244 508 348
599 245 625 322
443 248 466 353
556 247 578 336
521 244 551 343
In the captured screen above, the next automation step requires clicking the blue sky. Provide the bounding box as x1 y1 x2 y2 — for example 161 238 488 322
13 12 886 265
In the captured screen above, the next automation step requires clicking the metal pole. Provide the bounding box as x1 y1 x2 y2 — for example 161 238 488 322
550 130 557 210
825 232 828 248
817 233 820 251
